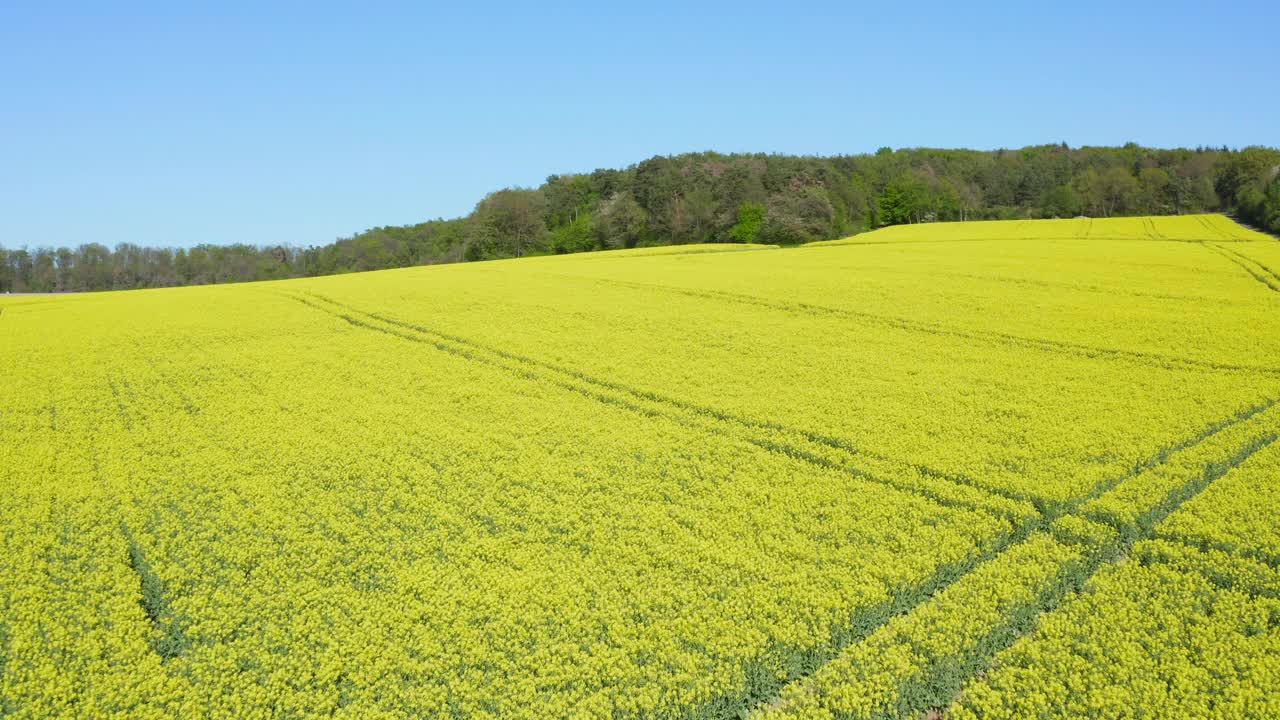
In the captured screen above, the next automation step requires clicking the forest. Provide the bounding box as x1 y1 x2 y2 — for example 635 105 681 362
2 143 1278 293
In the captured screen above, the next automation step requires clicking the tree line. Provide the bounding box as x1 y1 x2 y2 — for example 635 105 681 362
3 143 1278 293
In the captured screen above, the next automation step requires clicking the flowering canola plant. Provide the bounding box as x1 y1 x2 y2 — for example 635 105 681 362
1 214 1278 718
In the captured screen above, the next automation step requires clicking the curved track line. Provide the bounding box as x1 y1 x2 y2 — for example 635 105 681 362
553 274 1280 377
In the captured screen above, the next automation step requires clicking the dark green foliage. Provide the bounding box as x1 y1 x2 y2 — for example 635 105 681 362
726 202 765 243
761 180 839 242
1040 184 1083 218
547 212 597 254
0 621 8 715
1233 168 1280 236
876 180 921 226
3 144 1277 293
121 524 190 660
592 191 648 249
465 188 547 259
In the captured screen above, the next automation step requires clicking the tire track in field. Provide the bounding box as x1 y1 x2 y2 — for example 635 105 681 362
1143 217 1162 240
833 264 1231 304
106 375 135 431
1145 428 1280 572
286 286 1279 515
924 429 1280 720
316 290 1038 513
552 274 1280 377
814 399 1279 720
120 521 191 661
282 287 1277 720
1196 214 1239 241
1247 255 1280 284
1201 242 1280 292
750 408 1279 718
758 420 1280 720
805 234 1216 250
280 289 1031 521
1215 242 1280 286
0 621 8 713
137 358 202 416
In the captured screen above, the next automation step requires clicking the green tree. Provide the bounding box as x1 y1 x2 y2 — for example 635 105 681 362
675 187 718 244
8 144 1280 293
762 183 836 243
726 202 765 243
547 213 596 254
467 188 547 259
594 192 648 249
1138 167 1171 213
877 176 929 226
542 174 594 228
1079 167 1139 217
1040 185 1082 218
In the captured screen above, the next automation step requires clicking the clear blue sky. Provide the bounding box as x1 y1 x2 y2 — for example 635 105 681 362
1 1 1275 249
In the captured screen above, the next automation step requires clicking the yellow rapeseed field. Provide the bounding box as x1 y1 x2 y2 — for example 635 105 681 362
2 214 1278 718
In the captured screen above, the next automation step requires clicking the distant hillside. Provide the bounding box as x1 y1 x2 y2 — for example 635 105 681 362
3 144 1278 293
